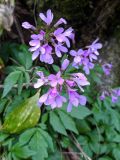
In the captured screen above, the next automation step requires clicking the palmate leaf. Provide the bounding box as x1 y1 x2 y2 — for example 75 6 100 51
56 110 78 134
29 128 53 160
19 127 54 160
2 71 21 98
19 128 36 146
64 106 92 119
10 143 36 159
39 128 54 152
50 111 67 136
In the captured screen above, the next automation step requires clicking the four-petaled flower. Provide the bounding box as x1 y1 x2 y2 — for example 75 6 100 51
39 9 53 26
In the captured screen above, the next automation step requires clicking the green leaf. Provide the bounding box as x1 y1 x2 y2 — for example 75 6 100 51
18 72 23 95
0 99 8 113
0 132 9 143
41 113 48 123
24 72 30 88
2 92 40 134
69 106 92 119
50 111 67 136
76 119 91 133
46 150 65 160
60 137 71 148
19 44 32 69
11 143 36 159
29 129 48 160
2 71 21 98
113 147 120 160
57 110 78 134
98 157 112 160
19 128 36 145
39 128 54 152
52 64 60 72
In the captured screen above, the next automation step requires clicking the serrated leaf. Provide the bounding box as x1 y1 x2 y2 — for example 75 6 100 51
2 71 21 98
57 110 78 134
50 111 67 136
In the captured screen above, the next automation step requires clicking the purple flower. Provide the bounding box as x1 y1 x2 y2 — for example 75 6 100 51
87 38 102 55
34 72 48 88
70 49 84 68
112 88 120 97
111 88 120 103
38 88 66 109
100 91 106 100
54 27 64 42
67 88 87 112
22 22 35 30
48 71 64 87
54 27 74 47
102 63 112 76
39 9 53 26
29 32 45 60
111 95 118 103
66 80 75 87
61 59 70 71
54 18 67 27
83 61 94 75
40 44 53 64
55 43 68 57
71 73 90 91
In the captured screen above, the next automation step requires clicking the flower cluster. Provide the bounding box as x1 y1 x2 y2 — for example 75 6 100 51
70 39 102 74
34 59 90 112
100 88 120 103
22 9 74 64
22 9 103 112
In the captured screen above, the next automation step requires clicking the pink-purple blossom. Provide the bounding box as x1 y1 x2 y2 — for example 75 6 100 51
22 22 36 30
34 59 89 111
39 9 53 26
54 18 67 27
48 71 64 87
22 9 74 64
100 88 120 103
102 63 112 76
70 39 102 74
87 38 102 56
67 88 87 112
38 88 66 109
